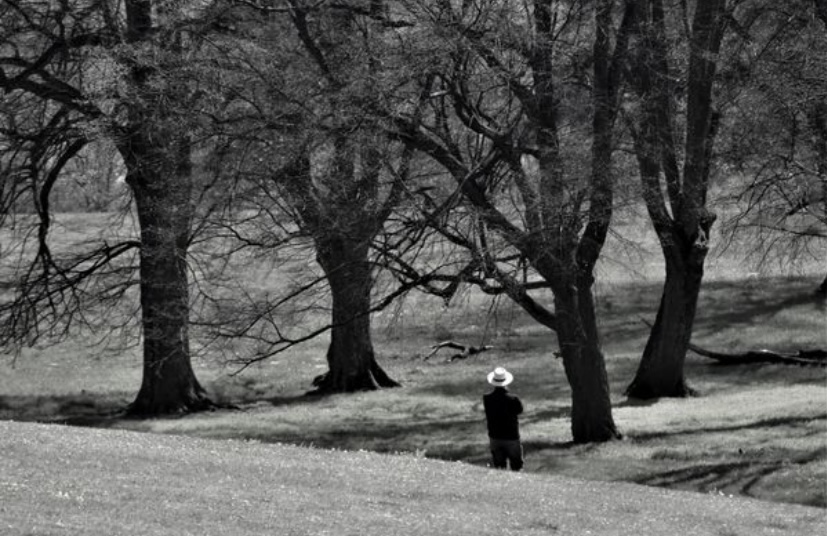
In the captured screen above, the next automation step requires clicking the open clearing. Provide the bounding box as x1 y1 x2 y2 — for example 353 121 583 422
1 275 825 511
1 213 825 530
1 420 825 536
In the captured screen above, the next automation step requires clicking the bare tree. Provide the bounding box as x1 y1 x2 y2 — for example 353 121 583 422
716 0 826 291
621 0 729 399
186 1 419 392
0 0 233 414
387 0 636 443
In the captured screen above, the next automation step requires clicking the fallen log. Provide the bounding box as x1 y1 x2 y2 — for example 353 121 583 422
688 343 827 367
635 316 827 368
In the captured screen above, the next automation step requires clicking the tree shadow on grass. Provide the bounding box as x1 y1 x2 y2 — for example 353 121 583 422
615 397 661 409
633 451 827 507
692 288 824 338
0 389 261 428
0 393 130 428
408 365 572 403
629 413 826 442
595 276 825 350
265 392 332 408
682 358 827 392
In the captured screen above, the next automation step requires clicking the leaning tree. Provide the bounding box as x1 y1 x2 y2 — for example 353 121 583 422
386 0 636 443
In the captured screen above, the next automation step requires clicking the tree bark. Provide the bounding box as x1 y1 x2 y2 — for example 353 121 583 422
625 0 726 399
553 278 621 443
626 236 705 398
119 0 209 414
124 134 211 415
311 235 399 394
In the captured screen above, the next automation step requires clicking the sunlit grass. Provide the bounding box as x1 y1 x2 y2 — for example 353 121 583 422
3 420 824 536
1 213 825 509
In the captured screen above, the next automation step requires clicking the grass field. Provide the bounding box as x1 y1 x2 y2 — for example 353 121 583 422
1 212 826 529
2 419 825 536
1 267 824 511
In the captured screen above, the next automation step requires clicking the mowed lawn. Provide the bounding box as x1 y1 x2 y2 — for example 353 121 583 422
1 420 825 536
1 273 825 512
1 212 825 529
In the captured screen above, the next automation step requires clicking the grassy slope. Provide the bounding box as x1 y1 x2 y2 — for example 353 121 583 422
2 277 824 509
1 213 825 514
1 420 825 536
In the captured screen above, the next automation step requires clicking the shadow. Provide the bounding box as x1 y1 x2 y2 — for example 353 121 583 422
693 289 823 337
0 392 243 428
408 364 572 403
634 449 827 508
615 397 661 409
521 407 574 424
235 413 491 459
266 392 331 408
630 414 826 442
58 411 128 428
594 275 825 350
683 358 827 391
520 438 598 451
0 393 131 428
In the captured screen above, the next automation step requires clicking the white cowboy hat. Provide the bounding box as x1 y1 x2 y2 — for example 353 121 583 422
487 366 514 387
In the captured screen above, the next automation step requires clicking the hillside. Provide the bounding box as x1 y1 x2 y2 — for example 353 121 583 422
0 420 824 536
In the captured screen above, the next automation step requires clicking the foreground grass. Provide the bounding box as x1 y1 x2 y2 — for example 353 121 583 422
1 420 825 536
1 274 825 510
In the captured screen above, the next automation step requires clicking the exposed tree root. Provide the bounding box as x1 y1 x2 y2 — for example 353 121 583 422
124 394 222 418
308 364 401 396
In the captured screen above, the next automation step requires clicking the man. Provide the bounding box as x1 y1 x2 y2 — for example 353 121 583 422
483 366 524 471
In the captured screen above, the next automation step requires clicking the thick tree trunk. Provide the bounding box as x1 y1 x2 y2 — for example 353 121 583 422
118 0 210 416
124 138 211 415
312 235 399 394
553 278 621 443
626 236 706 399
624 0 725 401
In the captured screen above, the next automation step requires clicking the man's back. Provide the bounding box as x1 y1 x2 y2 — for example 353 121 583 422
483 387 523 440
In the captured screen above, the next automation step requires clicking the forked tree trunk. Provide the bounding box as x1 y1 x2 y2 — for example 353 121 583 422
124 140 211 415
626 237 706 398
624 0 726 401
553 278 621 443
312 235 399 394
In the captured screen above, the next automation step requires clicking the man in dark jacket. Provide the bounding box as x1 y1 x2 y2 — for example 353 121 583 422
483 366 524 471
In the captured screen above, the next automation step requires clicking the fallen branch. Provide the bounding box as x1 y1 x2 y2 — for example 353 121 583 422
688 343 827 368
424 341 494 362
636 317 827 367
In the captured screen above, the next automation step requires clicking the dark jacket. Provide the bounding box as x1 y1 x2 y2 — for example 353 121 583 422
483 387 523 440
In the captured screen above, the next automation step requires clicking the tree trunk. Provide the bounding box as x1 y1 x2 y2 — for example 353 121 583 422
626 234 706 399
553 278 620 443
312 235 399 394
124 137 211 415
117 0 210 416
623 0 725 400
